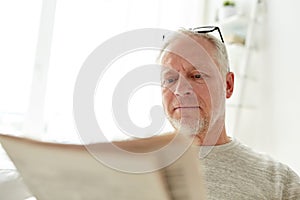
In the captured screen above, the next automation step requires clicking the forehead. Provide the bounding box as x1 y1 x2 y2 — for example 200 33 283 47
161 36 218 74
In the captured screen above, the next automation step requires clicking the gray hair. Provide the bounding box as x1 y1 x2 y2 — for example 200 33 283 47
158 28 230 78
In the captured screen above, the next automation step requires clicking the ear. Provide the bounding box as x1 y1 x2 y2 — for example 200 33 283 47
226 72 234 98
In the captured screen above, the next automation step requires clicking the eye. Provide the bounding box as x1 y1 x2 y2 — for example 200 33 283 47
190 71 207 83
167 78 175 83
162 76 178 86
192 74 203 79
191 73 204 80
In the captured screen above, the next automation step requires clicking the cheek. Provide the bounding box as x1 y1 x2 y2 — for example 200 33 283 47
197 92 211 106
204 81 225 106
162 89 173 106
192 84 212 109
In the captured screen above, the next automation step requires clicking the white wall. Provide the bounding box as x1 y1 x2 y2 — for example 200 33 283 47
236 0 300 173
266 0 300 173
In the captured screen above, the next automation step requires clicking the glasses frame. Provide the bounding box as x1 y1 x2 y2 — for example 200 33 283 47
189 26 224 43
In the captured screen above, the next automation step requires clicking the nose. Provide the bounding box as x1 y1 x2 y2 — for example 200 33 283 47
174 75 193 96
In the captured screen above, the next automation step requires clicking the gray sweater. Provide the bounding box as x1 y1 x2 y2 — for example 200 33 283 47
200 139 300 199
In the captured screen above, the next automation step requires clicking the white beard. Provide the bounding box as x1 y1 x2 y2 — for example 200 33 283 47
167 115 208 135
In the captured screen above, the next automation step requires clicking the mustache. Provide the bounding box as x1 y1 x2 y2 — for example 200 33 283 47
170 97 204 111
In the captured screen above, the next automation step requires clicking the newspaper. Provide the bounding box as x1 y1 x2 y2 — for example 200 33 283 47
0 133 206 200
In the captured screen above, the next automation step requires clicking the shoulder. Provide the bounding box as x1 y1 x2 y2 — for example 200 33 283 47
202 138 300 198
206 138 298 183
229 139 289 172
231 139 300 197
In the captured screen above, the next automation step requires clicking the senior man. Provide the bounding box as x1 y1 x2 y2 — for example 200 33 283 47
159 26 300 199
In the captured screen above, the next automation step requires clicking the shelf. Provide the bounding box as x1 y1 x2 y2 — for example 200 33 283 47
216 14 249 45
218 14 248 28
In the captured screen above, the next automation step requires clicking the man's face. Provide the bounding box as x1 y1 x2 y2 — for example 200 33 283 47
161 37 226 135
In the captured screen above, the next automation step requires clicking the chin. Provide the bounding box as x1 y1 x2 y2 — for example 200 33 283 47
167 116 207 135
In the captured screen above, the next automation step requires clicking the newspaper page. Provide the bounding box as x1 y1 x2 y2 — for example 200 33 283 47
0 133 206 200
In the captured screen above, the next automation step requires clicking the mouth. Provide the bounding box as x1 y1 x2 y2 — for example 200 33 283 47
173 106 200 111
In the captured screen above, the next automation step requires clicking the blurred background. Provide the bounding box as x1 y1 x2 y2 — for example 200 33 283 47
0 0 300 178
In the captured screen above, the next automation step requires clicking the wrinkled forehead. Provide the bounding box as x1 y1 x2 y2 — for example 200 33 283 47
160 34 218 74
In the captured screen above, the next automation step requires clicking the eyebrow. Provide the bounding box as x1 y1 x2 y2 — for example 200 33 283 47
161 69 178 77
191 65 213 75
161 68 211 79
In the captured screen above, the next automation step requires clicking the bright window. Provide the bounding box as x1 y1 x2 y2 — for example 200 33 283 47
0 0 42 134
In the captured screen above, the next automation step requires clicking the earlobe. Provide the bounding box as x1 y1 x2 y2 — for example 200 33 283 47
226 72 234 98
